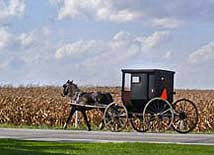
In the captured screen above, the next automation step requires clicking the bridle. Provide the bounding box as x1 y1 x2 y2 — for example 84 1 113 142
62 82 81 103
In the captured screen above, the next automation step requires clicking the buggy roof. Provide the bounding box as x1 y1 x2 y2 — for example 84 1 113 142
121 69 175 74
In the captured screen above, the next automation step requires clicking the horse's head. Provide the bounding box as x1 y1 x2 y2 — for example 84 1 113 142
62 80 79 98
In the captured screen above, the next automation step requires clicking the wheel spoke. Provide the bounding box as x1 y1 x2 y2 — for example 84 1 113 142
159 108 171 115
105 120 113 126
179 120 185 130
148 103 157 113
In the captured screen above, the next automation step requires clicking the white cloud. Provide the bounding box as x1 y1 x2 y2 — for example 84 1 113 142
18 33 34 47
151 18 183 29
0 0 25 20
113 31 130 41
96 8 141 22
57 0 101 20
50 0 214 27
189 42 214 63
111 31 131 49
0 26 50 52
17 26 51 48
135 31 171 51
54 32 121 60
55 40 99 59
0 27 11 49
53 0 142 22
144 31 171 49
0 26 54 67
55 30 171 62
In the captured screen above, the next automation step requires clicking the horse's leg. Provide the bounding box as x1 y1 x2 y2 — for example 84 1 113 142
63 106 76 129
80 109 91 131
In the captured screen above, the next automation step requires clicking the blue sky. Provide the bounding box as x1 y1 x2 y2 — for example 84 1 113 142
0 0 214 89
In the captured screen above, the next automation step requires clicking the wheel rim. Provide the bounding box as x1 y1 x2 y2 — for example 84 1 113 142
104 103 128 132
130 113 149 132
143 98 174 133
173 99 198 133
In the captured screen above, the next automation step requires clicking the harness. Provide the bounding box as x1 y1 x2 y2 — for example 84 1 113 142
72 91 82 104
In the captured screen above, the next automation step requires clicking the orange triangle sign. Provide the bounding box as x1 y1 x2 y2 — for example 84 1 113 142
161 88 168 100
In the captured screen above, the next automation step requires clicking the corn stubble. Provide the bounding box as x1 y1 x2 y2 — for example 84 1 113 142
0 86 213 132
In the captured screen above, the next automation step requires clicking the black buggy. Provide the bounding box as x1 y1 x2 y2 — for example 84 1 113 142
103 69 198 133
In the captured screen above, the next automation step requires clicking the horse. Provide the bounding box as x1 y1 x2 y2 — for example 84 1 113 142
62 80 113 131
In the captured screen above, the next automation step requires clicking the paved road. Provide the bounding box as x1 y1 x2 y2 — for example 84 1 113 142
0 128 213 145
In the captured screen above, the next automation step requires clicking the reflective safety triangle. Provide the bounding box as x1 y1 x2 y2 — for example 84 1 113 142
161 88 168 100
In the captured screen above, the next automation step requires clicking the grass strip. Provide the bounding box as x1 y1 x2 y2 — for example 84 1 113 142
0 139 213 155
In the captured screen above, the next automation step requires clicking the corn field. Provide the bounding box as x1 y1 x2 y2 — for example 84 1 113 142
0 86 213 132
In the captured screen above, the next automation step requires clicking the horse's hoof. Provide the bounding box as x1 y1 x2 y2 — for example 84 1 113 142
99 122 105 130
88 128 91 131
63 124 67 130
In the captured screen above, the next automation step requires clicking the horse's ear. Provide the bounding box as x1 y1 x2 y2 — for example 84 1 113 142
70 80 73 84
67 80 70 83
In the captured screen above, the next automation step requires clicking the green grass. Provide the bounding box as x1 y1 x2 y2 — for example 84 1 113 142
0 139 213 155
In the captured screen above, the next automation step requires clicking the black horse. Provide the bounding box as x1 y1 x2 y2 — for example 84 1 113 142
62 80 113 131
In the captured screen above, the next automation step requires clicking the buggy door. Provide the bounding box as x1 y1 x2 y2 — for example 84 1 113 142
131 73 156 100
131 73 147 100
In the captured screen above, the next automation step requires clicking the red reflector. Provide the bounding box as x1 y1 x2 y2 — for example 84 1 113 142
161 88 168 100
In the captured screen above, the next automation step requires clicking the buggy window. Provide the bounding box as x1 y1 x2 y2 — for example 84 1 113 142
132 76 141 83
124 74 131 91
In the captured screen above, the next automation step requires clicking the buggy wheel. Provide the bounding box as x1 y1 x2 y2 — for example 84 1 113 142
103 102 128 132
143 97 174 133
172 99 198 133
130 113 149 132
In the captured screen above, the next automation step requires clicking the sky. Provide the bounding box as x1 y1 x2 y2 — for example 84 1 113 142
0 0 214 89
